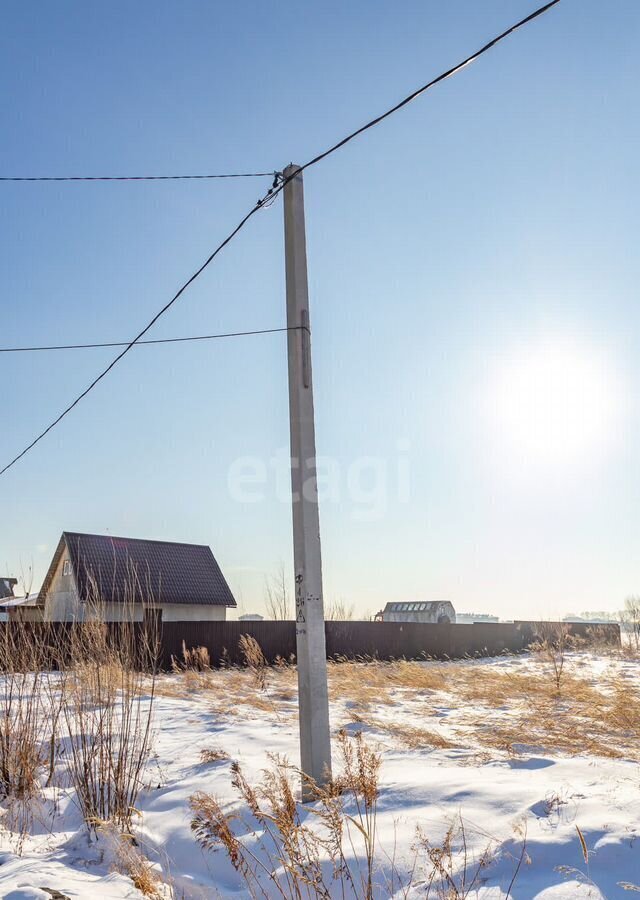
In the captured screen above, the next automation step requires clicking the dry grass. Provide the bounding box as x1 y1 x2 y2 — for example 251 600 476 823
158 649 640 763
238 633 268 691
200 747 230 764
449 663 640 760
156 646 297 722
416 816 496 899
190 730 527 899
356 717 456 751
531 622 573 690
0 622 68 849
59 611 158 833
329 655 640 760
172 642 211 673
0 595 159 851
329 657 447 703
167 643 212 694
0 624 56 802
190 730 383 899
108 827 166 898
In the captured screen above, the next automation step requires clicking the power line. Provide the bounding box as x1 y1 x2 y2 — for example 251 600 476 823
296 0 561 175
0 0 561 477
0 181 281 476
0 326 303 353
0 171 276 182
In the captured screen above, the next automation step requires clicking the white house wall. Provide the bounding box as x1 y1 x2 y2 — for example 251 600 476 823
160 604 227 622
44 548 81 621
95 603 227 622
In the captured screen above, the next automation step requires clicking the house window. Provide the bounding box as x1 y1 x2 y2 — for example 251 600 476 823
62 559 72 577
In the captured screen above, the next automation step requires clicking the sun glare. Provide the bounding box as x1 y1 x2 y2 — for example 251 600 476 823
485 337 623 473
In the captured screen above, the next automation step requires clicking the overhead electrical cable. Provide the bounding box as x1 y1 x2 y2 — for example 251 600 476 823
0 179 280 476
0 326 303 353
295 0 561 176
0 172 276 182
0 0 561 477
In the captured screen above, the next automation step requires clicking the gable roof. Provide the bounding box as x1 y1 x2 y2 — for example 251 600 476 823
39 532 236 607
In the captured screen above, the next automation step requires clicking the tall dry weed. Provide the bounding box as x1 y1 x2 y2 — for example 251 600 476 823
58 589 158 833
190 730 381 898
239 633 268 691
190 730 526 898
416 815 496 899
0 622 67 846
0 624 46 802
533 622 574 690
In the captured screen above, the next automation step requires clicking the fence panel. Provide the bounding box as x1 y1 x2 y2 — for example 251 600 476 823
0 619 620 670
158 620 298 668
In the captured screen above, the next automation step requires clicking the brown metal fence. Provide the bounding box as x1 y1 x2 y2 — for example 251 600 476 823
0 619 620 670
158 620 298 668
156 619 620 669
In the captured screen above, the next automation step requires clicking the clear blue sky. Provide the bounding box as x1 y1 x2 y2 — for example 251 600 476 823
2 0 639 619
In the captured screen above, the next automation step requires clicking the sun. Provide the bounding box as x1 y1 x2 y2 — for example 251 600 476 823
484 337 623 472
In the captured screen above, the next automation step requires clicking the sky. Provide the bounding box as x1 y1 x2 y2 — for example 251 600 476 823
1 0 639 620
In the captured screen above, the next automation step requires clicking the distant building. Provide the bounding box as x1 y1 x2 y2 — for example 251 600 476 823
0 593 39 622
30 531 237 623
375 600 456 624
0 577 17 600
239 613 264 621
562 613 617 625
0 578 17 622
456 612 499 624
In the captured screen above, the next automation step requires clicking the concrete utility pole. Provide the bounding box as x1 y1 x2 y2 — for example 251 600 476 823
283 163 332 797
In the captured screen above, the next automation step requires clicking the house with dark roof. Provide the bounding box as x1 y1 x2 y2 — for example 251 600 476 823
33 532 237 623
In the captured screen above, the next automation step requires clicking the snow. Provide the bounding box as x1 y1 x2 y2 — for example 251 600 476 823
1 653 639 898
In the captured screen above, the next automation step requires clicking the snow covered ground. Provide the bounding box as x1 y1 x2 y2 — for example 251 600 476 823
1 652 639 898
